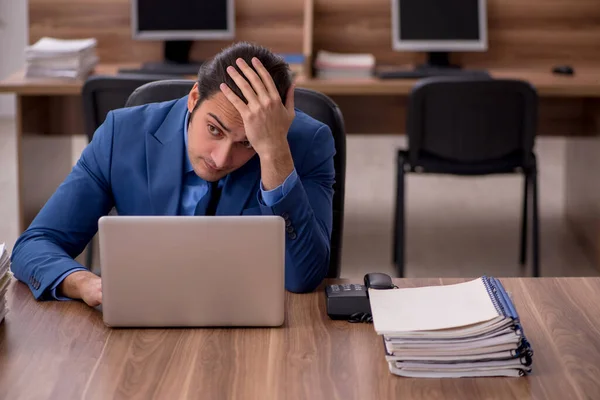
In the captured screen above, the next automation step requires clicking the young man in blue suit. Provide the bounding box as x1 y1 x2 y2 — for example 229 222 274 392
10 42 336 307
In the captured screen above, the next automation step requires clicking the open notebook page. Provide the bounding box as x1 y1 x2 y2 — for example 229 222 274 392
369 277 500 334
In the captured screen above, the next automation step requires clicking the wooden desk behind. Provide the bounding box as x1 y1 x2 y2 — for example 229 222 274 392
2 65 600 97
1 65 599 269
1 277 600 400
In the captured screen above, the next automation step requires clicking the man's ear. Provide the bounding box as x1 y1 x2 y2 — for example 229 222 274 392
187 83 200 113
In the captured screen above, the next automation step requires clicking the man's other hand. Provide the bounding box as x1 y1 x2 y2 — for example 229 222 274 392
58 270 102 307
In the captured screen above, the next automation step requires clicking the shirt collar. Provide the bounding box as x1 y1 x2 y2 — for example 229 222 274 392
183 111 194 173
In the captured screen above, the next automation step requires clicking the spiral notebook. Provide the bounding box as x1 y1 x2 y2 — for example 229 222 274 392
369 276 533 378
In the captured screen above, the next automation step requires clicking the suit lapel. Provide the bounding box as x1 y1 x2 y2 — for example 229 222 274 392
216 155 261 216
146 97 188 215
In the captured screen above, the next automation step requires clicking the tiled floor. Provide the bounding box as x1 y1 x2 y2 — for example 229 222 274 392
0 117 597 279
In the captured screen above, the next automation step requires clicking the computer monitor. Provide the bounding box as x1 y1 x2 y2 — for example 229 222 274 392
128 0 235 75
392 0 487 69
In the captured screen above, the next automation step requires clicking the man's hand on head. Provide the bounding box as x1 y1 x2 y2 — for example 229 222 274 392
219 57 296 190
58 270 102 307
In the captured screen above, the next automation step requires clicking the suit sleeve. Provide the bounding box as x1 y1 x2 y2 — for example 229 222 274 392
258 125 335 293
260 169 298 206
10 112 116 300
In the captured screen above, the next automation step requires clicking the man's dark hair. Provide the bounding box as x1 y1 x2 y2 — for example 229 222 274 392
194 42 293 111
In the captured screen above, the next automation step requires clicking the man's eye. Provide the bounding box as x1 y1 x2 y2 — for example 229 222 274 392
208 124 221 137
208 124 221 136
241 140 253 149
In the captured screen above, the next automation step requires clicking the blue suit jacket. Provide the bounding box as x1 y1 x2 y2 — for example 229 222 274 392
11 96 336 297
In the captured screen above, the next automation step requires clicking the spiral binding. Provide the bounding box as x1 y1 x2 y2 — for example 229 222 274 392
482 276 507 317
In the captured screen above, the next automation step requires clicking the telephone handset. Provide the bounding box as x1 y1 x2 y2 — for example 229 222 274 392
363 272 396 290
325 273 395 322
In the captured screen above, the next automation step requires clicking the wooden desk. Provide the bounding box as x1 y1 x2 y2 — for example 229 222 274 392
1 277 600 399
297 68 600 97
2 65 600 97
1 65 599 269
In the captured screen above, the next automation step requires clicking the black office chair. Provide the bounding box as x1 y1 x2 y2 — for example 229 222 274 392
393 77 540 278
81 74 177 269
82 74 178 143
121 80 346 278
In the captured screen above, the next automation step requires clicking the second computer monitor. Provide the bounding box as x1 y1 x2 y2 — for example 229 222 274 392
132 0 234 40
124 0 235 75
392 0 487 53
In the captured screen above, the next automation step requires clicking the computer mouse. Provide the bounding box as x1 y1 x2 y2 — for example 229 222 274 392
552 65 574 76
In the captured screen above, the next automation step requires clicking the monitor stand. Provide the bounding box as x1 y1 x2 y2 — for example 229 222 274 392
416 52 461 71
119 41 205 76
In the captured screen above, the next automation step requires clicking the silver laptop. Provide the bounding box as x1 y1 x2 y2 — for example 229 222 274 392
98 215 285 328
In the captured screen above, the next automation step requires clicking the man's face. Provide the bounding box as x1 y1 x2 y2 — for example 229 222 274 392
186 83 256 182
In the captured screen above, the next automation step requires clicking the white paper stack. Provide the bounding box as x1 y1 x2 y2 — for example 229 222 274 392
25 37 99 79
314 50 375 79
369 277 533 378
0 243 12 324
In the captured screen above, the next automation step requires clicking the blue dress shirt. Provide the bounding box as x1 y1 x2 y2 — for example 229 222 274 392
49 110 297 300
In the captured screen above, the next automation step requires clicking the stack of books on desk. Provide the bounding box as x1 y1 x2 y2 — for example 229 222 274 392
369 276 533 378
314 50 375 79
0 243 12 324
25 37 99 79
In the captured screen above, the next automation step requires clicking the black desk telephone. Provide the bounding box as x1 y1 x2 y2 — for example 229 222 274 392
325 273 396 323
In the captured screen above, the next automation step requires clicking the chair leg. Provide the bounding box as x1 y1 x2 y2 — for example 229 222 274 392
532 168 540 277
519 173 529 267
393 156 406 278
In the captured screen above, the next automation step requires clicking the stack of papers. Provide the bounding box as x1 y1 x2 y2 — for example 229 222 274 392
369 277 533 378
25 37 99 79
314 50 375 79
0 243 12 324
279 53 305 77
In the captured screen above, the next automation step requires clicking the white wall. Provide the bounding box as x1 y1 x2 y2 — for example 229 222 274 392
0 0 28 117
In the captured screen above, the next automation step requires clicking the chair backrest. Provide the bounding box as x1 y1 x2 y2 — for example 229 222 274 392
407 77 538 167
293 88 346 278
127 80 346 278
82 74 176 143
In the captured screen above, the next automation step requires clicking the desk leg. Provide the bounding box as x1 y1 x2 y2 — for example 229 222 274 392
16 94 83 232
565 100 600 271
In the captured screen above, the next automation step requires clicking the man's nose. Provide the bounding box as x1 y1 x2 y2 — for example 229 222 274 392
212 142 233 169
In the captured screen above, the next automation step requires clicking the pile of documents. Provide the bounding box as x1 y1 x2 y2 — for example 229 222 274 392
25 37 99 79
369 276 533 378
314 50 375 79
0 243 12 324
